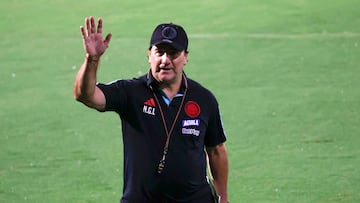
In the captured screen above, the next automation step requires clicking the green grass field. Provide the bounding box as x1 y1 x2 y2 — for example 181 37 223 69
1 0 360 202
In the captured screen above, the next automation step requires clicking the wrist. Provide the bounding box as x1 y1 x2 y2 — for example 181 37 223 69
85 54 100 63
219 196 229 203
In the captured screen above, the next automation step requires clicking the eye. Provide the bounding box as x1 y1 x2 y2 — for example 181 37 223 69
168 50 179 56
169 51 181 59
154 48 181 58
155 50 165 56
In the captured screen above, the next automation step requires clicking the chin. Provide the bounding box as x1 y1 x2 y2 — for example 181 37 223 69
158 76 176 84
158 73 174 80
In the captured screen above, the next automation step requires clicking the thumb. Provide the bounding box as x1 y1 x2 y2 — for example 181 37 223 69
104 33 112 47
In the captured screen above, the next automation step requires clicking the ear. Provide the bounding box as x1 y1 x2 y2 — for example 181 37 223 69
147 50 151 63
184 52 189 65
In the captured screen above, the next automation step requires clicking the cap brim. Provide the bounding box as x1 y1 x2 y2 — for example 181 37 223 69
153 39 184 51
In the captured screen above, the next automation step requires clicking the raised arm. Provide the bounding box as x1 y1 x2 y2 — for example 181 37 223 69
206 143 229 203
73 16 112 111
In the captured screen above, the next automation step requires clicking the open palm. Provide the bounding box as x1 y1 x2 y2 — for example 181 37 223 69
80 16 112 58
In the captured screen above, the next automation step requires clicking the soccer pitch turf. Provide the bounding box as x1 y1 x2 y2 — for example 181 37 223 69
1 0 360 202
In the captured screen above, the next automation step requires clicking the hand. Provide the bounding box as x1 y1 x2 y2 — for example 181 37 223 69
80 16 112 59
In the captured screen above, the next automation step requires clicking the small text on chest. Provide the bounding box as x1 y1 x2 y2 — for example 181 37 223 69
143 105 156 115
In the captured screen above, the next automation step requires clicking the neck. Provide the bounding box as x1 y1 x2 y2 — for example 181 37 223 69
159 73 184 100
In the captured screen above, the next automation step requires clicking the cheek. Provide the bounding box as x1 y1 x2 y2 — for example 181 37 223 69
150 55 161 63
174 57 187 66
148 56 158 66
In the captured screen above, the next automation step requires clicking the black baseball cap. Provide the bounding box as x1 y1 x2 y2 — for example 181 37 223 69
150 23 188 51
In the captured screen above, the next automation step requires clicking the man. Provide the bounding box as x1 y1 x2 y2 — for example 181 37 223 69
73 16 229 203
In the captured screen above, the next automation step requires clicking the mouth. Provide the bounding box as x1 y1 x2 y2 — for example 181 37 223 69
157 66 172 72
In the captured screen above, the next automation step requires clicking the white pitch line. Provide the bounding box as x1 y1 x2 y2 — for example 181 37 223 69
190 32 360 39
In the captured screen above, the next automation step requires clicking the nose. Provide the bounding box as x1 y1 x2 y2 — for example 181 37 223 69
161 52 170 64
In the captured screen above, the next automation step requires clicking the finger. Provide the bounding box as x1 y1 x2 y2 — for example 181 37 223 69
104 33 112 46
90 16 96 34
85 17 90 36
80 26 86 38
97 17 103 34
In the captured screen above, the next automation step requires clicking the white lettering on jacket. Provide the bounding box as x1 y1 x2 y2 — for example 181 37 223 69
182 128 200 136
143 105 155 115
182 119 200 127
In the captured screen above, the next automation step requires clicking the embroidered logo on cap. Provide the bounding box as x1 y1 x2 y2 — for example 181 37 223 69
184 101 200 118
162 26 177 40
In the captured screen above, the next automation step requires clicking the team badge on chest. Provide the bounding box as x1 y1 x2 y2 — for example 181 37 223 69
184 101 200 118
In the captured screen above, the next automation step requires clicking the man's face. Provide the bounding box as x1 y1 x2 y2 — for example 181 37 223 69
148 44 188 85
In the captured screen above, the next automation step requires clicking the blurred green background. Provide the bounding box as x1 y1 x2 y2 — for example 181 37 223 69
1 0 360 202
